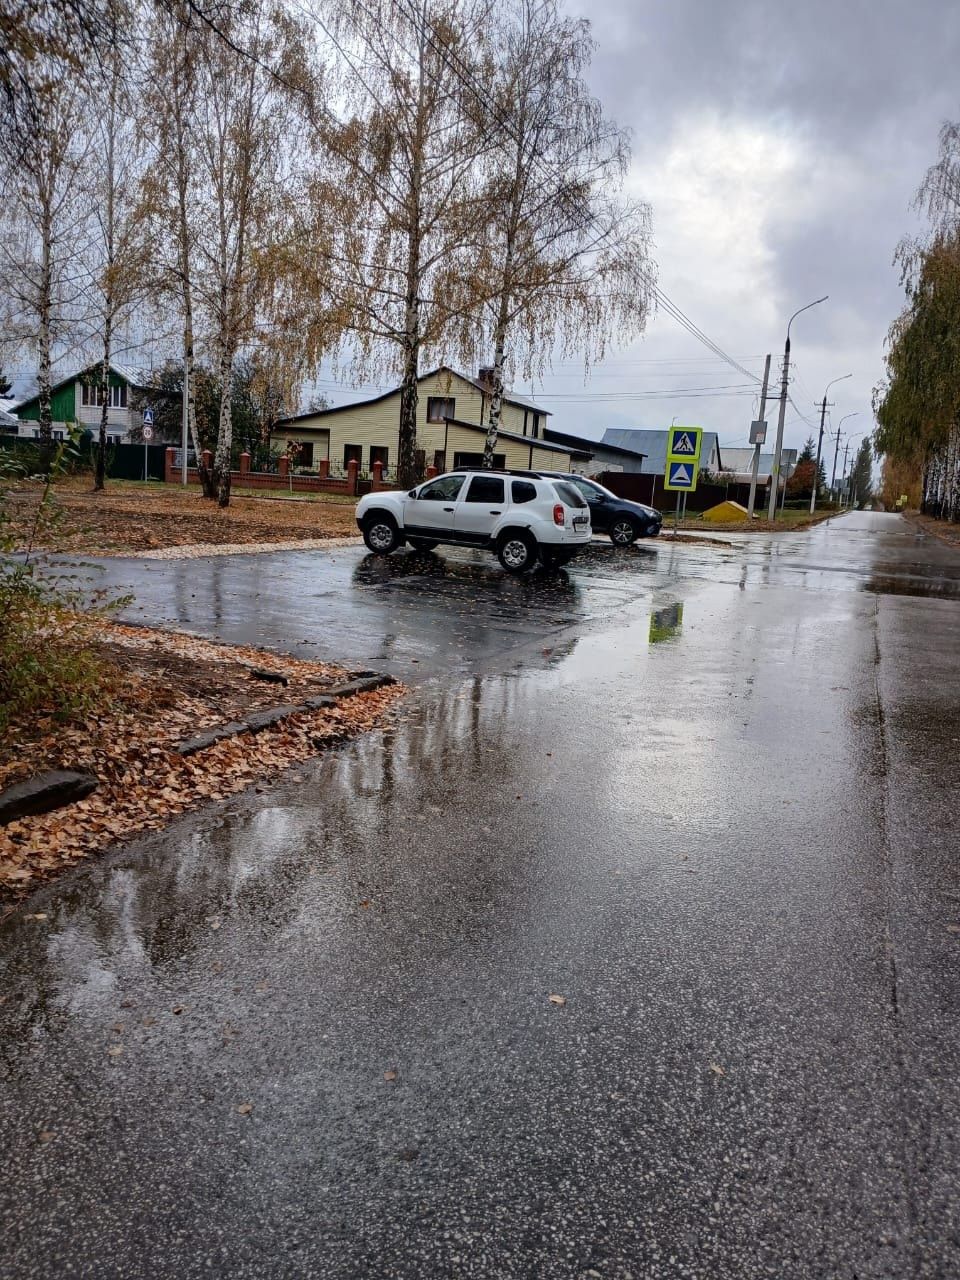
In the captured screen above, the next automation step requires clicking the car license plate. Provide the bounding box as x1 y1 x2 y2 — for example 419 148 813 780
573 515 589 527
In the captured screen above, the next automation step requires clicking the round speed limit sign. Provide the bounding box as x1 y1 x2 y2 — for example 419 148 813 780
142 425 154 441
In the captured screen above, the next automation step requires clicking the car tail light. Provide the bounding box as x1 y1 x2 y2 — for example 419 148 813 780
553 503 565 526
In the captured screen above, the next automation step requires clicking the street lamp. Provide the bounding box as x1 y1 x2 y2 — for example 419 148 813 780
831 411 859 503
768 296 829 521
810 374 851 515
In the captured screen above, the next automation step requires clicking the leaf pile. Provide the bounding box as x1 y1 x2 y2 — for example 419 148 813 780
3 478 359 556
0 621 404 902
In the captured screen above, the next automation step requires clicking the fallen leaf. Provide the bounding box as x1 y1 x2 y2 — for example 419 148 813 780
107 1044 124 1058
171 1005 184 1015
38 1130 56 1143
946 925 960 935
383 1069 397 1082
548 994 567 1006
208 917 222 931
236 1102 253 1116
709 1063 726 1077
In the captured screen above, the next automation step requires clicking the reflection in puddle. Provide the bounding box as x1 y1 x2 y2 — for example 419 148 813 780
649 602 684 643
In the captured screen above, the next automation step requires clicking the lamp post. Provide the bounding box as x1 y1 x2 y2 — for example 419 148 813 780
768 296 828 520
830 412 859 503
811 374 851 515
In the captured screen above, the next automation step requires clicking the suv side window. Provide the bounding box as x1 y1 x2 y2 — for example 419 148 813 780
511 480 537 504
417 475 465 501
465 475 505 504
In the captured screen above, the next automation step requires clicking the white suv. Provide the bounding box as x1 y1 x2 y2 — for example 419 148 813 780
356 471 591 572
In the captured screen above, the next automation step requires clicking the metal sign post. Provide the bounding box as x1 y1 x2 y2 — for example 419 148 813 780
664 427 703 530
142 410 154 482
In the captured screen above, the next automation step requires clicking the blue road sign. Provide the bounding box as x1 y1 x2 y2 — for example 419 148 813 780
667 426 702 461
664 460 698 491
142 408 154 426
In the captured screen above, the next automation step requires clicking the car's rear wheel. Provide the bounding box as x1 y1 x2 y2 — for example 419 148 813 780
497 530 537 573
609 518 639 546
362 515 402 555
408 538 438 551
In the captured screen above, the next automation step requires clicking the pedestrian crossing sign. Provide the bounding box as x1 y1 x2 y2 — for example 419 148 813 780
667 426 703 463
664 459 699 491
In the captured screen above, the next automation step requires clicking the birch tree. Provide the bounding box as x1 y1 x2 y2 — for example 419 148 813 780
0 73 93 452
140 0 211 494
471 0 654 465
87 35 149 490
191 0 307 506
285 0 493 488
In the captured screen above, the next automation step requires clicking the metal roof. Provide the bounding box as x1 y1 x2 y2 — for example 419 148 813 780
601 428 722 472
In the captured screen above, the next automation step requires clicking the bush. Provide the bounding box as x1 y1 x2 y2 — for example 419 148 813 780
0 430 120 740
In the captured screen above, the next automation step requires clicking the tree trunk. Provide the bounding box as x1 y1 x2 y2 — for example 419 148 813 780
214 342 234 507
482 296 510 469
95 316 111 491
37 204 53 461
398 328 420 488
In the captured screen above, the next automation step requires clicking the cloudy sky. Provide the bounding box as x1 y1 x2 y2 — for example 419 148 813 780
529 0 960 459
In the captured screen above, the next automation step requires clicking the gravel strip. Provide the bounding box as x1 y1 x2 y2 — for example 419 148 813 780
114 535 363 560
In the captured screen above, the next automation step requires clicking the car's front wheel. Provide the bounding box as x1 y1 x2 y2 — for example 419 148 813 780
497 530 538 573
609 518 639 546
362 515 402 555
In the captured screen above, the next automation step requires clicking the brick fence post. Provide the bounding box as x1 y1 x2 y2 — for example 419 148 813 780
278 455 289 479
318 458 329 479
165 447 175 483
426 465 439 480
239 451 250 476
347 459 359 495
371 460 383 491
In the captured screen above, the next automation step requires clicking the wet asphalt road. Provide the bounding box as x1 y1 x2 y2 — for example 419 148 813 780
2 512 960 1279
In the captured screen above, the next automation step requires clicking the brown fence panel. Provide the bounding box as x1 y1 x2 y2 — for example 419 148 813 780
597 471 773 512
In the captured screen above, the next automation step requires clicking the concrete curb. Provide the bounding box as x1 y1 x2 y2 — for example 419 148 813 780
175 674 396 757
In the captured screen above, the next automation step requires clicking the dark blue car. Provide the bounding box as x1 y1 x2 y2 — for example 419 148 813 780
536 472 662 544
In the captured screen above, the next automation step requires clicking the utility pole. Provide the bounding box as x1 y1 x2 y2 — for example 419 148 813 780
840 438 851 508
831 412 859 505
830 428 842 504
767 347 791 521
747 354 771 519
768 296 828 521
811 374 851 515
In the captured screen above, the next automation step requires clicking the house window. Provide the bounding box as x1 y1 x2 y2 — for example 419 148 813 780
453 451 505 470
81 383 106 407
531 413 541 438
297 441 314 468
343 443 362 469
110 384 127 408
427 396 455 423
370 445 389 474
433 449 446 472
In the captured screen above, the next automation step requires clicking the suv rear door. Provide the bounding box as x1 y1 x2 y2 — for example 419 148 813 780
404 474 467 537
453 474 507 544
